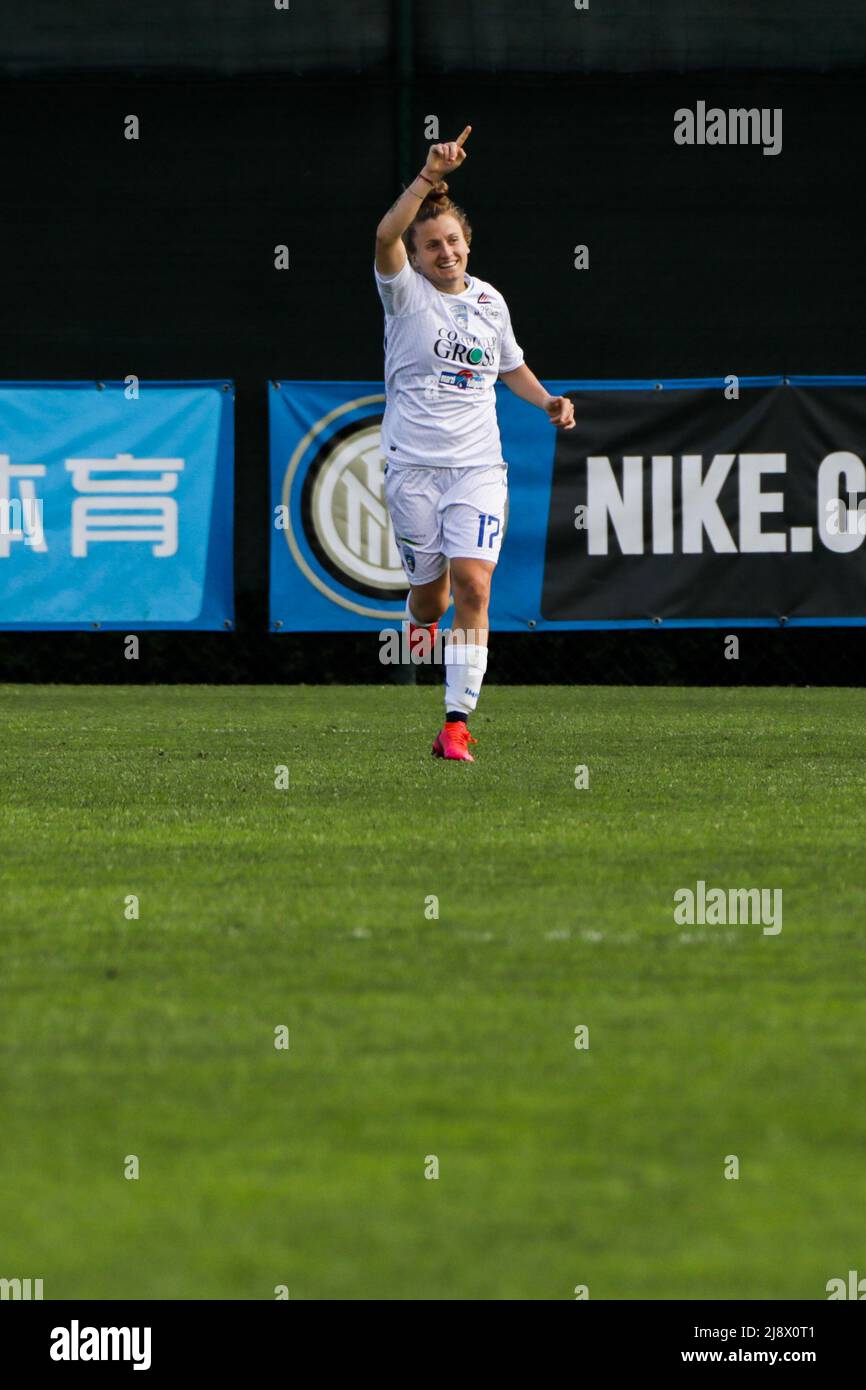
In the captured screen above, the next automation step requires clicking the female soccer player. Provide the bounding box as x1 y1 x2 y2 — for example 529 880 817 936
374 125 574 761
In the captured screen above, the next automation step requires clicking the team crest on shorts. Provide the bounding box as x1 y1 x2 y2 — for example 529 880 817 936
402 544 416 574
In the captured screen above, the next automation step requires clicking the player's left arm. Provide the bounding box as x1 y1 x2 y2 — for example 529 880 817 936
499 363 575 429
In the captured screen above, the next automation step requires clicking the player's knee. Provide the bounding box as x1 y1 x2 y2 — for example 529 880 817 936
452 573 490 611
414 597 447 623
410 581 449 623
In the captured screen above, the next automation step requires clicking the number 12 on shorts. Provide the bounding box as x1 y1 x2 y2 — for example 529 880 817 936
476 513 501 548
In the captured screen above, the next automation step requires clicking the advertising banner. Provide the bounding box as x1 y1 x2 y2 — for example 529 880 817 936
270 376 866 630
0 381 234 630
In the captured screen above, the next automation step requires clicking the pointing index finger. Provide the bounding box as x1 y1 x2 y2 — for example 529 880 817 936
455 125 472 148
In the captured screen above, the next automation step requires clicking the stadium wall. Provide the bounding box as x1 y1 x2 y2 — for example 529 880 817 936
1 67 864 682
3 1 866 77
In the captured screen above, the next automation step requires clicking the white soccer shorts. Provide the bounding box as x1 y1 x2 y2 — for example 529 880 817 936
384 460 508 586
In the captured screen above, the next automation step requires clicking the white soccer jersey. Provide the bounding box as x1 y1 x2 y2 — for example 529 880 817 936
374 258 525 468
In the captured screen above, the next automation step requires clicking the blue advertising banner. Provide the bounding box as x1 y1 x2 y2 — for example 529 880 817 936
0 381 233 629
269 378 553 632
270 377 866 630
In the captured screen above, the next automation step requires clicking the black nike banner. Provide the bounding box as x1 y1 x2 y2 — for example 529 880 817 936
542 379 866 626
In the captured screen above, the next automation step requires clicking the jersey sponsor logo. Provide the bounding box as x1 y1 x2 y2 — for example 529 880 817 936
475 292 501 319
433 326 497 367
439 368 484 391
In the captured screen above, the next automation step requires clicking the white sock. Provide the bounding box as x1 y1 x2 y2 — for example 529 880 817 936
444 642 488 716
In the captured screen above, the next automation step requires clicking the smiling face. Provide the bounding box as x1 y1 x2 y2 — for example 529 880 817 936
409 213 470 294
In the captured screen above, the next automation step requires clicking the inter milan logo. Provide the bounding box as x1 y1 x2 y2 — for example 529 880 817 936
299 415 408 600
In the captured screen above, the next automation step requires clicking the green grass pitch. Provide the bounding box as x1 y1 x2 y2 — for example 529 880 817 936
1 683 864 1300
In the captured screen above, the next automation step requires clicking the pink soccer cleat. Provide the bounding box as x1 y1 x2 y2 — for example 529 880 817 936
432 721 477 762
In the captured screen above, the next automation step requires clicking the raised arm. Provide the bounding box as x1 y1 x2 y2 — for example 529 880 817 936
375 125 472 276
500 363 575 429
